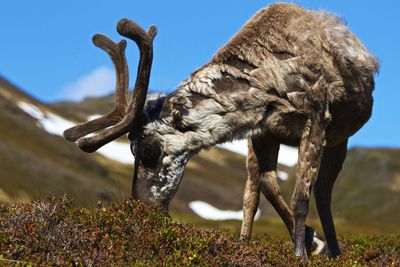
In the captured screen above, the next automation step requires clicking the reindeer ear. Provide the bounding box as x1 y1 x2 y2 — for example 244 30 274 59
143 93 167 121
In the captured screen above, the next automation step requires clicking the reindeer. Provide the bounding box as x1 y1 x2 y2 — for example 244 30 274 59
64 3 378 262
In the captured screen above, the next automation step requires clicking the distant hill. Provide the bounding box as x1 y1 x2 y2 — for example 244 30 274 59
0 76 268 216
0 76 132 205
325 147 400 224
280 148 400 225
1 75 399 227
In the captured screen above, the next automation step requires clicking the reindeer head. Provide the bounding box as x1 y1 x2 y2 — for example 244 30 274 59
64 19 189 210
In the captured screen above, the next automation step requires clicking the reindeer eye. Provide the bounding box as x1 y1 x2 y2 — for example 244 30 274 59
138 137 162 167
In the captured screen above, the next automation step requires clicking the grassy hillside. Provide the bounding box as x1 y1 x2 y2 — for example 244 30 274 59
1 197 398 266
51 94 116 122
0 76 133 206
279 148 400 226
0 76 261 215
1 74 400 235
332 148 400 224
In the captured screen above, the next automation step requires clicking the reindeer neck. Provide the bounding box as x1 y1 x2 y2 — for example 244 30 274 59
148 62 299 156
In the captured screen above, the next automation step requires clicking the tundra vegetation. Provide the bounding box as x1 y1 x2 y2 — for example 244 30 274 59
0 197 399 266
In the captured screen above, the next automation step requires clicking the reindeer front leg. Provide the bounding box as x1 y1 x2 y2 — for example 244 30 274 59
240 142 261 241
314 139 348 257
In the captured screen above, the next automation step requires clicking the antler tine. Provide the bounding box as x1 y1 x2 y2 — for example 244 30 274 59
117 19 157 137
63 34 129 142
75 19 157 152
93 34 129 111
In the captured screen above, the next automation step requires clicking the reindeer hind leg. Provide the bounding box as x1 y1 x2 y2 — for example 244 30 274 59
313 139 348 257
241 135 328 256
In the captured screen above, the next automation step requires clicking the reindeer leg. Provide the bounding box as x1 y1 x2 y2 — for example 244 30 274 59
261 155 328 257
250 135 296 237
240 135 293 240
314 140 348 257
241 134 327 255
240 138 262 241
291 117 327 262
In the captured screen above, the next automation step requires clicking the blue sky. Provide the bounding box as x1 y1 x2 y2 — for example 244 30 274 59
0 1 399 148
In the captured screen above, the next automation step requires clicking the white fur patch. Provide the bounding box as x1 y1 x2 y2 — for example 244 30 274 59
150 152 190 201
312 232 327 255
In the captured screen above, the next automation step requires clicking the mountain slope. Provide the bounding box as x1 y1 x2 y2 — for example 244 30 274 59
330 148 400 223
279 148 400 225
0 76 261 216
0 76 132 205
1 75 399 227
51 84 400 225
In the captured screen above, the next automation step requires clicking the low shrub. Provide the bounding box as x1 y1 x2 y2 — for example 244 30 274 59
0 197 398 266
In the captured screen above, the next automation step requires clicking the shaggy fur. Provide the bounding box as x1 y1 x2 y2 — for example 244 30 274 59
133 3 378 261
145 3 377 152
65 2 378 262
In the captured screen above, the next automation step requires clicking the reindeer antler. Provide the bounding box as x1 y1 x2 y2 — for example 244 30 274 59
63 19 157 153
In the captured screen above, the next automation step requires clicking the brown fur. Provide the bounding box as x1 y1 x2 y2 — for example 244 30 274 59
160 3 378 261
139 3 377 261
65 3 379 262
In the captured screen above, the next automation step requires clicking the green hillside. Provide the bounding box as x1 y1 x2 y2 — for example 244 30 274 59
0 76 132 206
0 77 255 215
279 148 400 226
1 75 399 234
330 148 400 224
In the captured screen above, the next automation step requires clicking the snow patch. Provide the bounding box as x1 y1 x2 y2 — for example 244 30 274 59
17 101 44 119
17 102 75 136
277 170 289 181
97 142 133 164
218 140 248 156
17 101 133 164
219 139 298 166
87 114 102 121
189 200 261 221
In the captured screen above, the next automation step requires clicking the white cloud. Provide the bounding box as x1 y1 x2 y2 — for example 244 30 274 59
60 67 115 101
